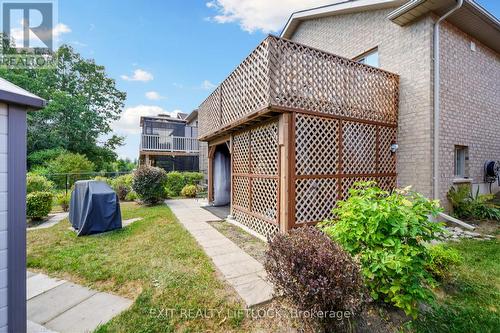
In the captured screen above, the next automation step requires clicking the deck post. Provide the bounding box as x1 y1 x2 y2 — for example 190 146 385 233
207 145 216 203
278 113 293 233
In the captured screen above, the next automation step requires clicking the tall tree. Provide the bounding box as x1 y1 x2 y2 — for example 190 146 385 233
0 43 126 170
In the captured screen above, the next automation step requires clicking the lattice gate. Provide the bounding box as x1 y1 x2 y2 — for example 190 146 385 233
231 120 280 239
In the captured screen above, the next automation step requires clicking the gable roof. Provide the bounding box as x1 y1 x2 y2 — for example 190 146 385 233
281 0 500 54
0 77 46 109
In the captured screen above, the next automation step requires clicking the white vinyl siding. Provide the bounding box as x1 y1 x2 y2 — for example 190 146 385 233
0 102 7 331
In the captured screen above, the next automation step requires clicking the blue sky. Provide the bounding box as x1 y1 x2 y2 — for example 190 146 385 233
52 0 500 160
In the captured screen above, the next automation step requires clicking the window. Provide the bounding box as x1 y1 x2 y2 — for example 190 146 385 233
454 146 468 178
354 48 379 67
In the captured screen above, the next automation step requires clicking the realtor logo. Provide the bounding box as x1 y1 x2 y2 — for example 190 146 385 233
1 0 58 67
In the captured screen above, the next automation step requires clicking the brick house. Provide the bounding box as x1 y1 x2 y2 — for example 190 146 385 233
197 0 499 238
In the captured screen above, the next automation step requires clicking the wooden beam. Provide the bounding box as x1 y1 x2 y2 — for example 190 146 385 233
207 146 216 202
278 113 292 233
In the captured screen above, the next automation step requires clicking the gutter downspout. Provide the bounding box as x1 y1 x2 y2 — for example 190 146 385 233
433 0 463 199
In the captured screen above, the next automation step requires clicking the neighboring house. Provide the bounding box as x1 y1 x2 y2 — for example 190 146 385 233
139 112 200 172
197 0 500 239
0 78 45 333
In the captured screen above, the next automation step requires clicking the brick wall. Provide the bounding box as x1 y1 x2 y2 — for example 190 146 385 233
290 8 435 197
439 21 500 205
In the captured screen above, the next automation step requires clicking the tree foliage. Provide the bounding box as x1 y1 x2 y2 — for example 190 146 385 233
0 43 126 170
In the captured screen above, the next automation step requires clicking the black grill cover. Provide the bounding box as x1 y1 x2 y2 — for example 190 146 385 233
69 180 122 236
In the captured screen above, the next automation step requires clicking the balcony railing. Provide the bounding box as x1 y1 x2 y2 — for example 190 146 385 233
198 35 399 140
141 135 199 153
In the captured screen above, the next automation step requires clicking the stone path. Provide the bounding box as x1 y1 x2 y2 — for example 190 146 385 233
28 212 69 231
27 271 132 333
166 199 274 307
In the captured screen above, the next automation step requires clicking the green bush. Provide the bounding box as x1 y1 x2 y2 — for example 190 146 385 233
425 245 462 281
164 171 184 197
132 166 167 205
56 192 71 212
93 176 110 184
320 182 444 317
27 173 54 193
110 174 133 200
46 152 95 188
164 171 204 197
28 147 68 169
447 185 500 221
27 192 54 220
125 190 138 202
181 184 197 198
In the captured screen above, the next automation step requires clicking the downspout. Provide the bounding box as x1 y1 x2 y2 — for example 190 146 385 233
433 0 463 199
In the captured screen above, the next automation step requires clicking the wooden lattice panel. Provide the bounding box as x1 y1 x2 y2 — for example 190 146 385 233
233 209 279 240
232 176 250 209
269 37 399 125
295 114 339 175
232 132 250 174
250 122 278 175
231 120 279 238
295 178 337 224
198 87 221 137
342 121 377 174
221 39 271 127
251 178 278 220
378 126 397 174
198 35 399 140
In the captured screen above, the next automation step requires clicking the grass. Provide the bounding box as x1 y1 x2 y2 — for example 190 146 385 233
413 239 500 333
27 202 249 332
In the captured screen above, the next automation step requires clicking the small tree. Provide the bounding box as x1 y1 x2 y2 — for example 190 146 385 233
45 152 95 187
27 173 54 193
132 166 167 205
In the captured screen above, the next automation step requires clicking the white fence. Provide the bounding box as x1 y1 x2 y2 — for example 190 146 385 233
141 135 199 152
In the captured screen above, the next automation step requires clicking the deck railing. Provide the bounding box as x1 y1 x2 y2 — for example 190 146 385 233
141 135 199 153
198 35 399 139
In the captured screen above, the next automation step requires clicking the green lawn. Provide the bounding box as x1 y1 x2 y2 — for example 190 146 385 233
27 202 249 332
414 239 500 333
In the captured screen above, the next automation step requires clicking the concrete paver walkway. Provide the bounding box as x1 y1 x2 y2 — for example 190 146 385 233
28 212 69 231
27 272 132 333
166 199 273 307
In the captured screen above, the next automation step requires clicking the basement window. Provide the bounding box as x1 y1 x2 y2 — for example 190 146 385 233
354 48 379 67
454 145 469 178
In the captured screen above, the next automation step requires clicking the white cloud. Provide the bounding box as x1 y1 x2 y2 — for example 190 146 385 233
121 69 154 82
145 91 166 100
206 0 334 33
201 80 217 90
112 105 181 134
10 22 72 47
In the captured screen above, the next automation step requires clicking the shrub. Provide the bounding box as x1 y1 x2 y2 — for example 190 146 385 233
93 176 110 184
46 152 95 188
447 185 500 221
27 192 54 220
132 166 167 204
56 192 71 212
183 172 203 185
28 147 68 169
27 173 54 193
164 171 204 197
110 174 133 200
181 184 197 198
125 190 138 202
426 245 462 281
320 182 443 317
265 226 366 330
164 171 184 197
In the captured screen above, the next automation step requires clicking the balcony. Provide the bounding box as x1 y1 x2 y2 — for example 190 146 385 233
198 35 399 140
140 135 199 154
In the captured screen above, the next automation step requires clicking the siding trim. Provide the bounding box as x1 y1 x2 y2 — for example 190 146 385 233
7 104 27 333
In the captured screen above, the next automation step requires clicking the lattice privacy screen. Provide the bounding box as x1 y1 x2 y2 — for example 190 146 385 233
294 113 397 225
198 35 399 140
232 121 280 239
